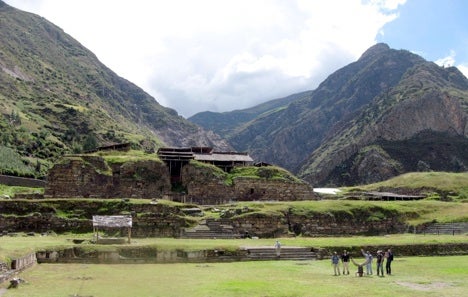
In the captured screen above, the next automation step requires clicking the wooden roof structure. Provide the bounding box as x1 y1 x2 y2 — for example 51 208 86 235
157 147 253 171
157 147 196 161
193 151 253 163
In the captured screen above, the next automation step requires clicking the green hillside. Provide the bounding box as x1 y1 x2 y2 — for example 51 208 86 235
343 172 468 202
0 2 228 178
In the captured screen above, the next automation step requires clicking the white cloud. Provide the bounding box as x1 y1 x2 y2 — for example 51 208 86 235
434 51 468 78
457 64 468 79
435 50 456 67
5 0 406 117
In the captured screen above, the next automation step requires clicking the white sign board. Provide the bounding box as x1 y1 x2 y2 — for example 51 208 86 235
92 215 132 228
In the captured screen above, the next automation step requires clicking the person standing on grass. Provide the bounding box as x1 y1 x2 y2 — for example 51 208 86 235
361 249 373 275
376 250 385 277
331 251 340 276
341 250 350 275
274 240 281 258
385 248 394 275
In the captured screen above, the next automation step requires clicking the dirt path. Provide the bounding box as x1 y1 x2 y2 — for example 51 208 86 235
396 281 451 291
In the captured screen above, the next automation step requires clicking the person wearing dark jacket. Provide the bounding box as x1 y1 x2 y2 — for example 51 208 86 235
385 249 394 275
341 250 350 275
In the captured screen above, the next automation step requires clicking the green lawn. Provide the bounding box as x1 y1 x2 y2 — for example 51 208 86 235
1 256 467 297
1 234 467 296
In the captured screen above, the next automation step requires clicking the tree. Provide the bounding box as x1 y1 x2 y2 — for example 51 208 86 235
82 134 98 152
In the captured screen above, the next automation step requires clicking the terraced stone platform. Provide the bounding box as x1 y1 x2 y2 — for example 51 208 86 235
181 218 240 239
422 222 468 235
242 246 317 261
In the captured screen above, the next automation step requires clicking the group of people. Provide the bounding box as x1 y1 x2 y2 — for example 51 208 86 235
331 249 393 277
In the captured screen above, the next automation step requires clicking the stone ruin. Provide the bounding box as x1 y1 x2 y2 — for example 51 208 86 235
44 148 317 204
45 155 171 199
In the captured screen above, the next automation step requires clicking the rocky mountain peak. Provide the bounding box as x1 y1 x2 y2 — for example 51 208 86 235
358 43 391 60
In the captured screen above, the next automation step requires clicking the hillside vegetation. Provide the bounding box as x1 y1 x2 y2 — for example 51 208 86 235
0 2 228 178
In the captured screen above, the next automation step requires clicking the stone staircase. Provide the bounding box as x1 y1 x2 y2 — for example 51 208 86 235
242 246 317 261
181 218 240 239
422 222 468 235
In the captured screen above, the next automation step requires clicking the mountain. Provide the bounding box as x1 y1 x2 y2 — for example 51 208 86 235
192 43 468 186
301 51 468 186
188 91 312 138
0 1 229 177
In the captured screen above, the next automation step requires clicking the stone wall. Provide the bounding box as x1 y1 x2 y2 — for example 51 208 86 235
0 253 37 284
231 213 288 238
181 164 317 205
227 211 407 238
0 200 190 237
45 155 171 198
316 243 468 259
233 177 315 201
285 213 406 236
181 162 234 204
45 157 113 198
35 247 249 264
11 253 37 270
185 181 235 205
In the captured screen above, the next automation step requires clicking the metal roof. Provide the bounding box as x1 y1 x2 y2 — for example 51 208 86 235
194 152 253 162
157 147 254 163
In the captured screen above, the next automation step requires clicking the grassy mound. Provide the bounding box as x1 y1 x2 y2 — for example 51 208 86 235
343 172 468 201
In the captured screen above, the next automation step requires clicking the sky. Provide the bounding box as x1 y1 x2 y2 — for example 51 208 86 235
4 0 468 117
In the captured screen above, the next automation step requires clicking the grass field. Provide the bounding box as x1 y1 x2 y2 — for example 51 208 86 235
1 235 467 296
1 256 467 297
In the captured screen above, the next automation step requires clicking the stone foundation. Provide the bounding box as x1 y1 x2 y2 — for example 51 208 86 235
45 155 171 198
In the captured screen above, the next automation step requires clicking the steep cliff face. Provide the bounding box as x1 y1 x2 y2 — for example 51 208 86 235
300 62 468 185
351 146 403 185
